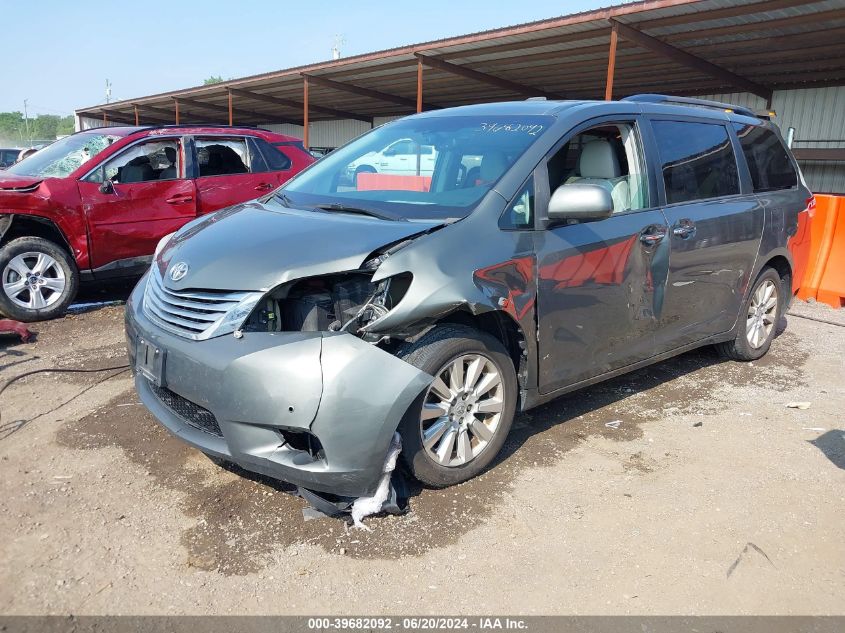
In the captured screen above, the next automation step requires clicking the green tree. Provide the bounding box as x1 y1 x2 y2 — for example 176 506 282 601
0 111 76 145
203 75 225 85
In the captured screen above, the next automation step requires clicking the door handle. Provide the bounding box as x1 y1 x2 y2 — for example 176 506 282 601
639 226 667 245
673 219 696 239
166 195 193 204
254 183 274 191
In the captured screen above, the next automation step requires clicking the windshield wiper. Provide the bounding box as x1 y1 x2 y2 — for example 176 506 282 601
273 191 293 207
313 203 405 222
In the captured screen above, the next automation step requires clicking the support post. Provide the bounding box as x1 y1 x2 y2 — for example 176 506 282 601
227 89 233 125
174 99 180 124
605 23 618 100
303 76 309 149
103 112 107 125
134 105 139 125
417 58 423 113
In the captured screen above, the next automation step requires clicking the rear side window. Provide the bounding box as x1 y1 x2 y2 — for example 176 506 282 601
254 137 292 171
651 120 739 204
195 137 249 177
732 123 797 192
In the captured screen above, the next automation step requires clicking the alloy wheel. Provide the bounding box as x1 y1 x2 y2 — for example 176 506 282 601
746 279 778 349
420 353 505 467
2 251 67 310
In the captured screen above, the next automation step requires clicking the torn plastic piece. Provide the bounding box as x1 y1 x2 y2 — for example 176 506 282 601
605 420 621 429
0 319 32 342
296 433 408 525
351 432 403 530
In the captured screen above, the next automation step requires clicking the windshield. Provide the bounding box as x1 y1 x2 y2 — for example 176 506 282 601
7 132 121 178
282 115 553 220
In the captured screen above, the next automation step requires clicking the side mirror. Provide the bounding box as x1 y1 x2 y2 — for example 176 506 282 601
547 183 614 225
99 178 115 194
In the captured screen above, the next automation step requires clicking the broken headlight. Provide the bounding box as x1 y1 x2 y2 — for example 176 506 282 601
243 271 411 340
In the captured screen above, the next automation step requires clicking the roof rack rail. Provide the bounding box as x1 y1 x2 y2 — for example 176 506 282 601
622 94 761 118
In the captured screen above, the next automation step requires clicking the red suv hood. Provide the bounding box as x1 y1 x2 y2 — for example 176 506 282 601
0 173 43 191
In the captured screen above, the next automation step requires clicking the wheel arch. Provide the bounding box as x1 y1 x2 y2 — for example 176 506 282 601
428 307 529 406
751 250 793 312
0 214 75 258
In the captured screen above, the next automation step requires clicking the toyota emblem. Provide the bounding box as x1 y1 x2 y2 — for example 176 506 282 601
169 262 189 282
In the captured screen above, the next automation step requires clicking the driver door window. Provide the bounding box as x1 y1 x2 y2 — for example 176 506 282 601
546 122 649 213
88 139 181 184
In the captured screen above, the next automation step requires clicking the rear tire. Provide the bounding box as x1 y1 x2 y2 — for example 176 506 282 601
716 266 783 361
0 237 79 322
396 324 517 488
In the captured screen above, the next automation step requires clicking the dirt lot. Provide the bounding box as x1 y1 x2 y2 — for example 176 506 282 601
0 297 843 615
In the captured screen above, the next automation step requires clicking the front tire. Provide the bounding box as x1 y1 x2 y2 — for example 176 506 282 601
716 266 783 361
0 237 79 322
396 325 517 488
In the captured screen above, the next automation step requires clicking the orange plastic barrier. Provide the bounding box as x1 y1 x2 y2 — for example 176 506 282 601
797 194 845 308
356 173 431 192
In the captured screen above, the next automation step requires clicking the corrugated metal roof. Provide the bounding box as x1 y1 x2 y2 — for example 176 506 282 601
78 0 845 125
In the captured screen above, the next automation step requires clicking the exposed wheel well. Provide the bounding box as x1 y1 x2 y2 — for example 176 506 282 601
762 254 792 297
438 309 527 387
0 215 73 256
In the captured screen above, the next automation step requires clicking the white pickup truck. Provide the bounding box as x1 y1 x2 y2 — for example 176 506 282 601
348 139 437 181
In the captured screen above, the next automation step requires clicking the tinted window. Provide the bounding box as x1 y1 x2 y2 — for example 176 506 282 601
254 137 292 171
247 138 269 173
651 121 739 204
732 123 797 192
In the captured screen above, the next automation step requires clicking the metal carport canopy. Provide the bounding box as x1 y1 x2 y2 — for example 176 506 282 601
78 0 845 142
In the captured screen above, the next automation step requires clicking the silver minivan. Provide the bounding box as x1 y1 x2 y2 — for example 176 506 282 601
126 95 812 496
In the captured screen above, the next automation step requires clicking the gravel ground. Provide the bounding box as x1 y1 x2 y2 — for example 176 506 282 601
0 299 843 615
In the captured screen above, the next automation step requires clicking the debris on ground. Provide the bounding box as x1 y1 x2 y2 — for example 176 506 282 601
0 319 33 342
786 401 812 409
605 420 622 429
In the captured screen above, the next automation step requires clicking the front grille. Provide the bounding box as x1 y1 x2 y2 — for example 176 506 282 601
142 270 251 340
148 382 223 437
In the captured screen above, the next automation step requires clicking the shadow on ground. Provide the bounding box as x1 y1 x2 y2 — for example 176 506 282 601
809 430 845 470
56 325 808 574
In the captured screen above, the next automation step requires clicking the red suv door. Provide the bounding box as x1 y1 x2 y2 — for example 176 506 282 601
192 135 282 215
78 136 197 269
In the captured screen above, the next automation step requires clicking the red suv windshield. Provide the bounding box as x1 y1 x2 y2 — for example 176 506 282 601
7 132 123 178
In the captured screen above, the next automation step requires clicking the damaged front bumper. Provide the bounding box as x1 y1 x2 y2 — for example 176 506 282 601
125 281 432 497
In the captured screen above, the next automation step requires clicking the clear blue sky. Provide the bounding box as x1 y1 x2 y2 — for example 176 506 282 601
0 0 615 116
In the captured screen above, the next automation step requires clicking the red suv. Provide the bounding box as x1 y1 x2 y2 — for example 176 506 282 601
0 125 313 321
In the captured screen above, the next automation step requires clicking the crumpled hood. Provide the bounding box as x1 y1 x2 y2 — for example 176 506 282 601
157 199 441 292
0 173 43 191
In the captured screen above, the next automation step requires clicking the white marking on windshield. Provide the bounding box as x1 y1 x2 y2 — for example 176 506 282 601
479 122 545 136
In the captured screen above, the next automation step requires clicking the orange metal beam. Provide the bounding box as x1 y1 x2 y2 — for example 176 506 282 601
228 89 233 125
174 99 180 124
605 22 618 100
416 58 423 113
609 18 772 100
415 52 564 99
304 73 428 110
134 105 139 125
303 76 309 149
226 87 368 123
